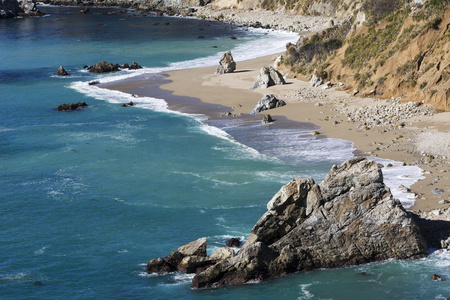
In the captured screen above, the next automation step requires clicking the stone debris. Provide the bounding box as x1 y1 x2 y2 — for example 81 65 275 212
339 99 435 129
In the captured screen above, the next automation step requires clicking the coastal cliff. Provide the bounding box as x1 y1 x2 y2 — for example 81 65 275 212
147 157 433 289
1 0 41 18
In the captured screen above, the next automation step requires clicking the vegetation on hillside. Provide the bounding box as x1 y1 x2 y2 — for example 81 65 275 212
280 0 450 111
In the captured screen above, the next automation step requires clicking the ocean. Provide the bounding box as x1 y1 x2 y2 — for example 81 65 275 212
0 6 449 299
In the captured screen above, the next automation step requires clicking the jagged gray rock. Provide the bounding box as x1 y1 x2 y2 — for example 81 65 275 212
192 157 428 289
251 94 286 114
251 66 286 90
215 51 236 75
145 158 431 289
56 66 69 76
1 0 41 18
87 61 120 73
310 74 323 87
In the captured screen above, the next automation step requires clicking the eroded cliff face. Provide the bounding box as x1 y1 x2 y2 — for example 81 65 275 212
1 0 41 18
146 157 430 289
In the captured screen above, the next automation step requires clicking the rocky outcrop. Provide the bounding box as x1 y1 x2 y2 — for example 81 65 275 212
56 66 69 76
1 0 41 19
146 157 429 289
251 66 285 90
86 61 142 73
87 61 120 73
56 102 88 111
146 237 235 275
215 51 236 75
250 94 286 114
310 74 323 87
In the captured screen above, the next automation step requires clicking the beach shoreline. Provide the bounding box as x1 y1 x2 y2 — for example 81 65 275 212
101 51 450 212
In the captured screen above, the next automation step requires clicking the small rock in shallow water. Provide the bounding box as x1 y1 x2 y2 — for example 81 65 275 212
431 274 444 281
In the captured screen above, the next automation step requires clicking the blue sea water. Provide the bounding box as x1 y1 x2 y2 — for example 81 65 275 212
1 6 449 299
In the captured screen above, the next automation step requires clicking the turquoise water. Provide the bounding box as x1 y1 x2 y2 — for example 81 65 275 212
1 6 449 299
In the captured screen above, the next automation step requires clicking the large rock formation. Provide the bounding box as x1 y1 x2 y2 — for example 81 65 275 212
87 61 121 73
56 102 88 111
250 94 286 114
251 66 285 90
147 157 429 289
1 0 41 18
215 51 236 75
191 158 428 289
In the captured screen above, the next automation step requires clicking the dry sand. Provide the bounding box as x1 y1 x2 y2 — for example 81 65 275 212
103 52 450 213
159 54 450 212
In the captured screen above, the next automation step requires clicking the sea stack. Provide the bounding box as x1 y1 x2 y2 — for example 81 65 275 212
146 157 429 289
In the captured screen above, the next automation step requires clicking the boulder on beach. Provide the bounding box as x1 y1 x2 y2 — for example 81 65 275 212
215 51 236 75
56 66 69 76
146 157 430 289
57 102 88 111
310 74 323 87
251 94 286 114
251 66 285 90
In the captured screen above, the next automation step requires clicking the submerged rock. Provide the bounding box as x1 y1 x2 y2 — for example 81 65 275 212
216 51 236 75
251 66 285 90
251 94 286 114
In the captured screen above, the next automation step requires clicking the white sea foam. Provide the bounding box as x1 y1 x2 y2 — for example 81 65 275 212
298 283 315 299
370 157 424 209
34 246 49 255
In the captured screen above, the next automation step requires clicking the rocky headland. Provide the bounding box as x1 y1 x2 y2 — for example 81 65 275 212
1 0 42 18
146 157 448 289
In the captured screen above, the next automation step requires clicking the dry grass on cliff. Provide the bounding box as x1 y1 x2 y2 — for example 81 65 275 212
414 132 450 158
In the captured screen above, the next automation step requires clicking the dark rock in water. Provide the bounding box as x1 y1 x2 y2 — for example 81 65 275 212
57 102 88 111
0 0 42 19
226 238 241 248
128 62 142 70
198 36 205 39
87 61 120 73
251 94 286 114
122 101 134 107
122 63 130 69
56 65 69 76
262 114 273 124
88 80 100 86
216 51 236 75
146 257 176 274
146 158 429 289
251 66 286 90
432 274 444 281
147 238 212 275
80 8 89 14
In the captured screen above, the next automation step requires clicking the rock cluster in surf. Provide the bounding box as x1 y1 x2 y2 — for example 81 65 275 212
86 61 142 73
146 157 430 289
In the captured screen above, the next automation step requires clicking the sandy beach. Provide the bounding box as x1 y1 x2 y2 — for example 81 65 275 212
102 53 450 213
